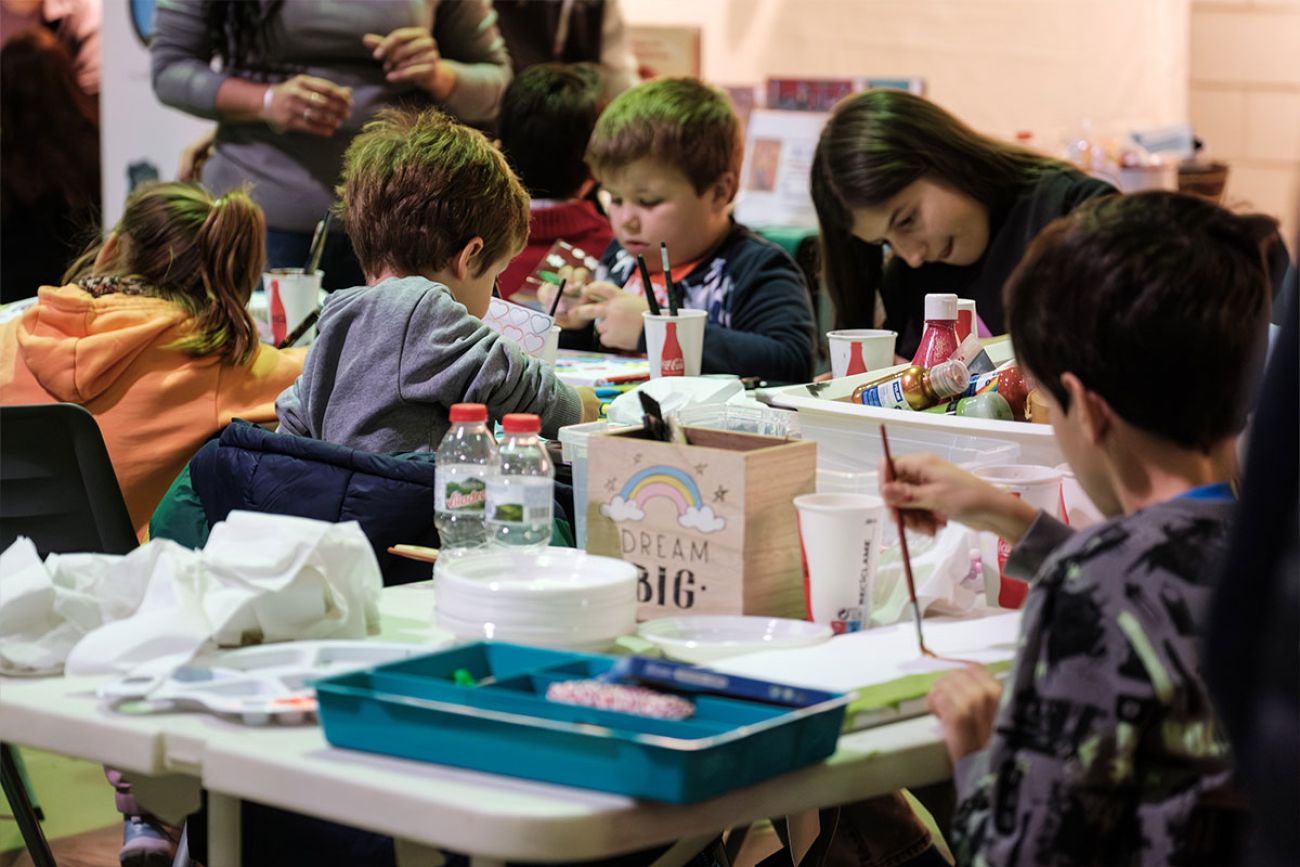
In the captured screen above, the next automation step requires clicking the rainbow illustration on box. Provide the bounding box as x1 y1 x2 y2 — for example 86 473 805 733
601 466 727 534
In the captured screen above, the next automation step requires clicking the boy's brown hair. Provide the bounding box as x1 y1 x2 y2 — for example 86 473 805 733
339 107 529 278
586 77 742 193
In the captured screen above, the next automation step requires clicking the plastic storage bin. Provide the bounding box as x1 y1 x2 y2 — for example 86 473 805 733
558 421 620 548
315 642 848 803
676 402 801 438
814 428 1019 496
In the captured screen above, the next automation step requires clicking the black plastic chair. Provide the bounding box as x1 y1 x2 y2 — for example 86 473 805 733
0 403 138 867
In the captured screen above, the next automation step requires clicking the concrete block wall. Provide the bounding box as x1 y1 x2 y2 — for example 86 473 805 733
1190 1 1300 246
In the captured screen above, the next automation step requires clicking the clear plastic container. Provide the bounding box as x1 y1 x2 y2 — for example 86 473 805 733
676 402 801 438
557 421 614 550
487 414 554 549
435 404 499 552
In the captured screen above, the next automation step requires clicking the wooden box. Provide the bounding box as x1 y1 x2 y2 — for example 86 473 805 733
585 427 816 621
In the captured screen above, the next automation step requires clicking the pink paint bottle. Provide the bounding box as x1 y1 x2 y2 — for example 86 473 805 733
912 293 961 368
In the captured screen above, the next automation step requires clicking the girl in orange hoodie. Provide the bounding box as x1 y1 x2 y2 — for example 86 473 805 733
0 181 305 541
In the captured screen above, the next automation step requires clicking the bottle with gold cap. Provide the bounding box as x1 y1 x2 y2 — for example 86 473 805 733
856 358 970 410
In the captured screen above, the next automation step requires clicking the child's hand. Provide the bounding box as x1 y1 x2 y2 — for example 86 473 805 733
539 281 590 330
880 453 1037 542
570 283 648 351
575 386 601 422
926 666 1003 764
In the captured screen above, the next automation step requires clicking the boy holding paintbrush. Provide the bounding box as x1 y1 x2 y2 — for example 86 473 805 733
879 192 1274 865
543 77 816 383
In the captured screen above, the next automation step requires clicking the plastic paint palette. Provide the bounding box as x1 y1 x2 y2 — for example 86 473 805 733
98 641 431 725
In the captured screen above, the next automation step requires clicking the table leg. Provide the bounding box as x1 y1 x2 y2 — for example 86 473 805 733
207 792 242 867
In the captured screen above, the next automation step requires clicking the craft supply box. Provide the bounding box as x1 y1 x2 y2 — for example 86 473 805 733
584 426 816 621
314 642 848 803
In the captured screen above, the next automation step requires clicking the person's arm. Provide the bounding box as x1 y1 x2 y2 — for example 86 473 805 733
597 0 640 97
429 0 513 124
397 290 583 437
1002 511 1075 581
699 249 816 382
151 0 351 135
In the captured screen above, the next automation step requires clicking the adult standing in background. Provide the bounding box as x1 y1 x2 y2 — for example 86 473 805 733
150 0 511 290
493 0 638 100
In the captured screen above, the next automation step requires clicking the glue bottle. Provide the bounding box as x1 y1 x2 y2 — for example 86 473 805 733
858 358 970 411
912 293 961 368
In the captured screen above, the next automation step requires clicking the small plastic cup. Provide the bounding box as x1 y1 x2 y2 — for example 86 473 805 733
642 309 707 378
263 268 323 347
826 329 897 378
972 465 1062 609
794 493 886 633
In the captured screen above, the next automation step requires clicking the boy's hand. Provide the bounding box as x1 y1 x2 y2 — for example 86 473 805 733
880 453 1038 541
576 387 601 422
363 29 457 100
926 665 1003 764
538 280 589 330
591 289 648 351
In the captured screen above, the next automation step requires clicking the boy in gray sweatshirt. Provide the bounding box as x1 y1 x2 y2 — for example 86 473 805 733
276 107 595 453
878 193 1275 865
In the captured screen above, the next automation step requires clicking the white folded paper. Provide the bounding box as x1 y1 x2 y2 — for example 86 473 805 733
605 376 745 426
0 512 382 677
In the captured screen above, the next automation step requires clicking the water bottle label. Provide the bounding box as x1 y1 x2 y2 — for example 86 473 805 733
861 379 909 409
437 476 487 513
486 479 552 525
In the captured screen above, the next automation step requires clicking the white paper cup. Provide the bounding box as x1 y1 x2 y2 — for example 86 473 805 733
972 464 1062 609
1054 462 1105 529
643 309 706 378
827 329 897 378
541 325 561 368
263 268 323 347
794 493 886 633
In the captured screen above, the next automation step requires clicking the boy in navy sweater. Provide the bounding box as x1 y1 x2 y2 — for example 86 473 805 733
549 77 816 383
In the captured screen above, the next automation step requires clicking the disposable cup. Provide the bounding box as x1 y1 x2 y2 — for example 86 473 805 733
643 309 706 378
826 329 897 379
541 325 561 368
972 464 1062 609
1055 462 1105 529
794 493 886 633
263 268 323 347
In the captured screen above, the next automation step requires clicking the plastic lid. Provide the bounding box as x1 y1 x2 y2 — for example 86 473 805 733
449 403 488 423
502 413 541 433
923 293 958 321
956 298 976 312
929 358 970 399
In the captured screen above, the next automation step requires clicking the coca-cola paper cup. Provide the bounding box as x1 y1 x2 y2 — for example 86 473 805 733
643 309 706 378
826 329 897 379
263 267 323 347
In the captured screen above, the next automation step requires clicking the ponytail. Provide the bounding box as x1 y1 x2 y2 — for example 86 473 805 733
69 181 267 365
181 190 264 364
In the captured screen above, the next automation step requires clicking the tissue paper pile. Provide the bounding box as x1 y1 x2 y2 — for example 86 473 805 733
0 511 382 677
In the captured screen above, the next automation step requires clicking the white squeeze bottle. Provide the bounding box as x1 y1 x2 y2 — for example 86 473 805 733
434 403 498 552
486 413 554 548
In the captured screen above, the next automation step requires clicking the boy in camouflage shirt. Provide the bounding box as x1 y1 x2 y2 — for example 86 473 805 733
882 192 1275 866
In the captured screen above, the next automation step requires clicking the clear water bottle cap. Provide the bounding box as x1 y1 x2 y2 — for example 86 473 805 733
923 293 959 321
449 403 488 423
502 413 541 434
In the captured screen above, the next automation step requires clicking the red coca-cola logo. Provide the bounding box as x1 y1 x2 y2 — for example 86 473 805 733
661 356 685 374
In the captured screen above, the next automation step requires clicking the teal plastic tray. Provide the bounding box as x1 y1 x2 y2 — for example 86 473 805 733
314 642 848 803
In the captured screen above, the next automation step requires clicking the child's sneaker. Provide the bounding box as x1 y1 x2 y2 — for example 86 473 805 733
119 815 177 867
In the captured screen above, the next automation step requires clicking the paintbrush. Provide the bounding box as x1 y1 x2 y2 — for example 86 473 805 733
546 278 567 319
879 426 932 657
660 242 678 316
635 254 662 316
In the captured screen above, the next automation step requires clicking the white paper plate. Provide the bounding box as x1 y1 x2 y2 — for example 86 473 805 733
637 616 834 663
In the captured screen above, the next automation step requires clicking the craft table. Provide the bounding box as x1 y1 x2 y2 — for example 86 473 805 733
0 583 1018 866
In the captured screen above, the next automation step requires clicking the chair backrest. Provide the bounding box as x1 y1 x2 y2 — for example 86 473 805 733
0 403 137 556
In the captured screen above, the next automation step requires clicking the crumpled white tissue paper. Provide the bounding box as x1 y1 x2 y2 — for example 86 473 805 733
0 511 382 677
871 522 985 624
605 376 745 426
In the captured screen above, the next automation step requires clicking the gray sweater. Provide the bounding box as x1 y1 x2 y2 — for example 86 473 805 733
276 277 583 452
150 0 511 232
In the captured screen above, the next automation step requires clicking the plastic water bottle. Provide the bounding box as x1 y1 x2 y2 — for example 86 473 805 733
435 404 498 552
486 413 553 548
